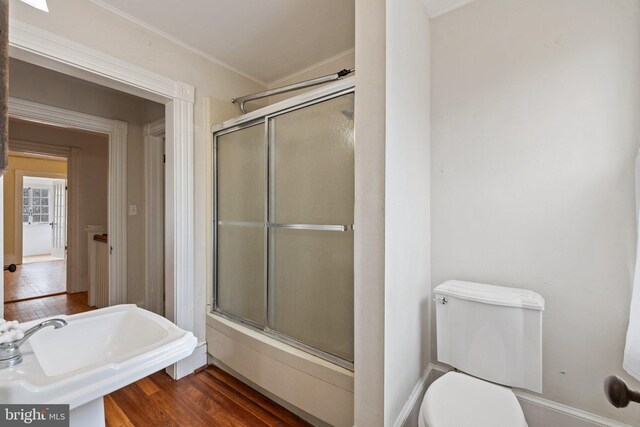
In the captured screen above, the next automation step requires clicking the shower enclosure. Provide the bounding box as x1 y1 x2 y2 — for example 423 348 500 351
212 80 355 368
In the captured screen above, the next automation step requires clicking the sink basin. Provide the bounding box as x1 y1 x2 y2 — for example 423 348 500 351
0 305 196 410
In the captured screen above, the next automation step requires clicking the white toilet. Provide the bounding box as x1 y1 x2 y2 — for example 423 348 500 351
419 280 545 427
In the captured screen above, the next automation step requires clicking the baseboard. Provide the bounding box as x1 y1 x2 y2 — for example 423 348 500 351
420 363 636 427
167 340 207 380
393 363 445 427
515 390 636 427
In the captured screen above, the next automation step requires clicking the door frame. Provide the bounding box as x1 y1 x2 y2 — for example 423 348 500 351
14 169 67 266
144 118 165 315
7 18 198 379
8 102 127 298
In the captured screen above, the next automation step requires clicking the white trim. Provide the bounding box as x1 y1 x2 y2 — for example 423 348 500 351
9 140 71 158
213 76 355 132
515 391 636 427
144 119 165 315
267 47 355 87
393 363 438 427
164 98 196 379
109 121 128 305
13 170 67 268
8 99 128 301
68 148 82 294
8 18 194 104
88 0 266 87
8 98 119 134
8 18 196 380
147 118 166 138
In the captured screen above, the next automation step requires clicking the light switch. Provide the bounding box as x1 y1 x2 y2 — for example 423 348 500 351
128 204 137 216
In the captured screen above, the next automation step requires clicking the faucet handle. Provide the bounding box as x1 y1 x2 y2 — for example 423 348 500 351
0 318 67 368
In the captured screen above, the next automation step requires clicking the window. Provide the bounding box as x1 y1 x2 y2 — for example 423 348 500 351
23 187 50 225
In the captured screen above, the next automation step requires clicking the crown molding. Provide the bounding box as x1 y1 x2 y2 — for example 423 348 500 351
88 0 267 86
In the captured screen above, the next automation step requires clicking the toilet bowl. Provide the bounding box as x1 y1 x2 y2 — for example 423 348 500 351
418 372 527 427
422 280 544 427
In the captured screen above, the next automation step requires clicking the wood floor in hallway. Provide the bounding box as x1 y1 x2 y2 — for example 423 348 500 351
3 291 93 322
105 366 311 427
4 260 67 302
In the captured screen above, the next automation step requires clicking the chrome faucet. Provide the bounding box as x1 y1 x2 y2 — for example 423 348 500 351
0 319 67 369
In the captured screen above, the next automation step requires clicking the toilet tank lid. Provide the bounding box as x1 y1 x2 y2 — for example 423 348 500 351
435 280 545 311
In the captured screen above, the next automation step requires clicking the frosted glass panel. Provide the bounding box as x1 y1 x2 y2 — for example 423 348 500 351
268 228 354 361
216 123 265 325
217 225 264 325
217 124 264 222
214 90 355 366
269 93 354 225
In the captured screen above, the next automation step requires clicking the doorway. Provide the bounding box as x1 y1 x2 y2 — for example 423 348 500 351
3 153 69 303
22 176 67 264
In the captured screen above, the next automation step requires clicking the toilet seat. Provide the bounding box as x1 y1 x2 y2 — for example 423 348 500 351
419 372 527 427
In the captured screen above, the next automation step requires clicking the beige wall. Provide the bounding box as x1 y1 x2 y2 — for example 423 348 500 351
9 59 162 305
8 120 108 286
431 0 640 424
3 154 68 262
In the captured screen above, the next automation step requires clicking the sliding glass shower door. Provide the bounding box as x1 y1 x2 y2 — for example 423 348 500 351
214 90 355 367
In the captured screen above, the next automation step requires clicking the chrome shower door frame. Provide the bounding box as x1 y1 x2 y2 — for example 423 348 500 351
212 77 355 370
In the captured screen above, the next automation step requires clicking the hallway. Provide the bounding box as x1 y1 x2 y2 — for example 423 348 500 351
3 260 66 302
3 291 92 323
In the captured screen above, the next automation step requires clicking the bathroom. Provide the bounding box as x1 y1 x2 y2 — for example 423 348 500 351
0 0 639 426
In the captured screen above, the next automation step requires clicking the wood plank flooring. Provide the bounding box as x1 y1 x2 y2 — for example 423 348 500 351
4 260 67 302
105 366 311 427
4 293 307 426
3 292 93 322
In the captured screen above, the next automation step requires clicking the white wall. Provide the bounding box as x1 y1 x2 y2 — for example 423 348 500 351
384 0 431 425
431 0 640 425
354 0 431 425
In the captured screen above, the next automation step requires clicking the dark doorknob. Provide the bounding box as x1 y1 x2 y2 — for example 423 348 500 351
604 375 640 408
4 264 16 273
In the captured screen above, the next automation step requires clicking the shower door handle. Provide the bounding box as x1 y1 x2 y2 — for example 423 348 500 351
267 223 354 232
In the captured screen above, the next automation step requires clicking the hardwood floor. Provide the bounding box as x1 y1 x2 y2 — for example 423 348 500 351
4 260 67 302
3 292 94 322
105 366 311 427
3 293 306 426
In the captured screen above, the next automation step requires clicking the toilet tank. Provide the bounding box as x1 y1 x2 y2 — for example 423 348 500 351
435 280 544 393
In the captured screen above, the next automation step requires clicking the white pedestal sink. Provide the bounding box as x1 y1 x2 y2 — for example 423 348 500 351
0 305 197 426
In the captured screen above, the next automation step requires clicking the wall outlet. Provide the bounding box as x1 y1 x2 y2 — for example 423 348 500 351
128 204 137 216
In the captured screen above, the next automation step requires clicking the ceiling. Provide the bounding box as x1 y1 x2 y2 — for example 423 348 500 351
90 0 477 85
91 0 355 85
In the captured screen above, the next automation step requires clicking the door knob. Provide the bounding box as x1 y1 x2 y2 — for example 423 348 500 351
604 375 640 408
